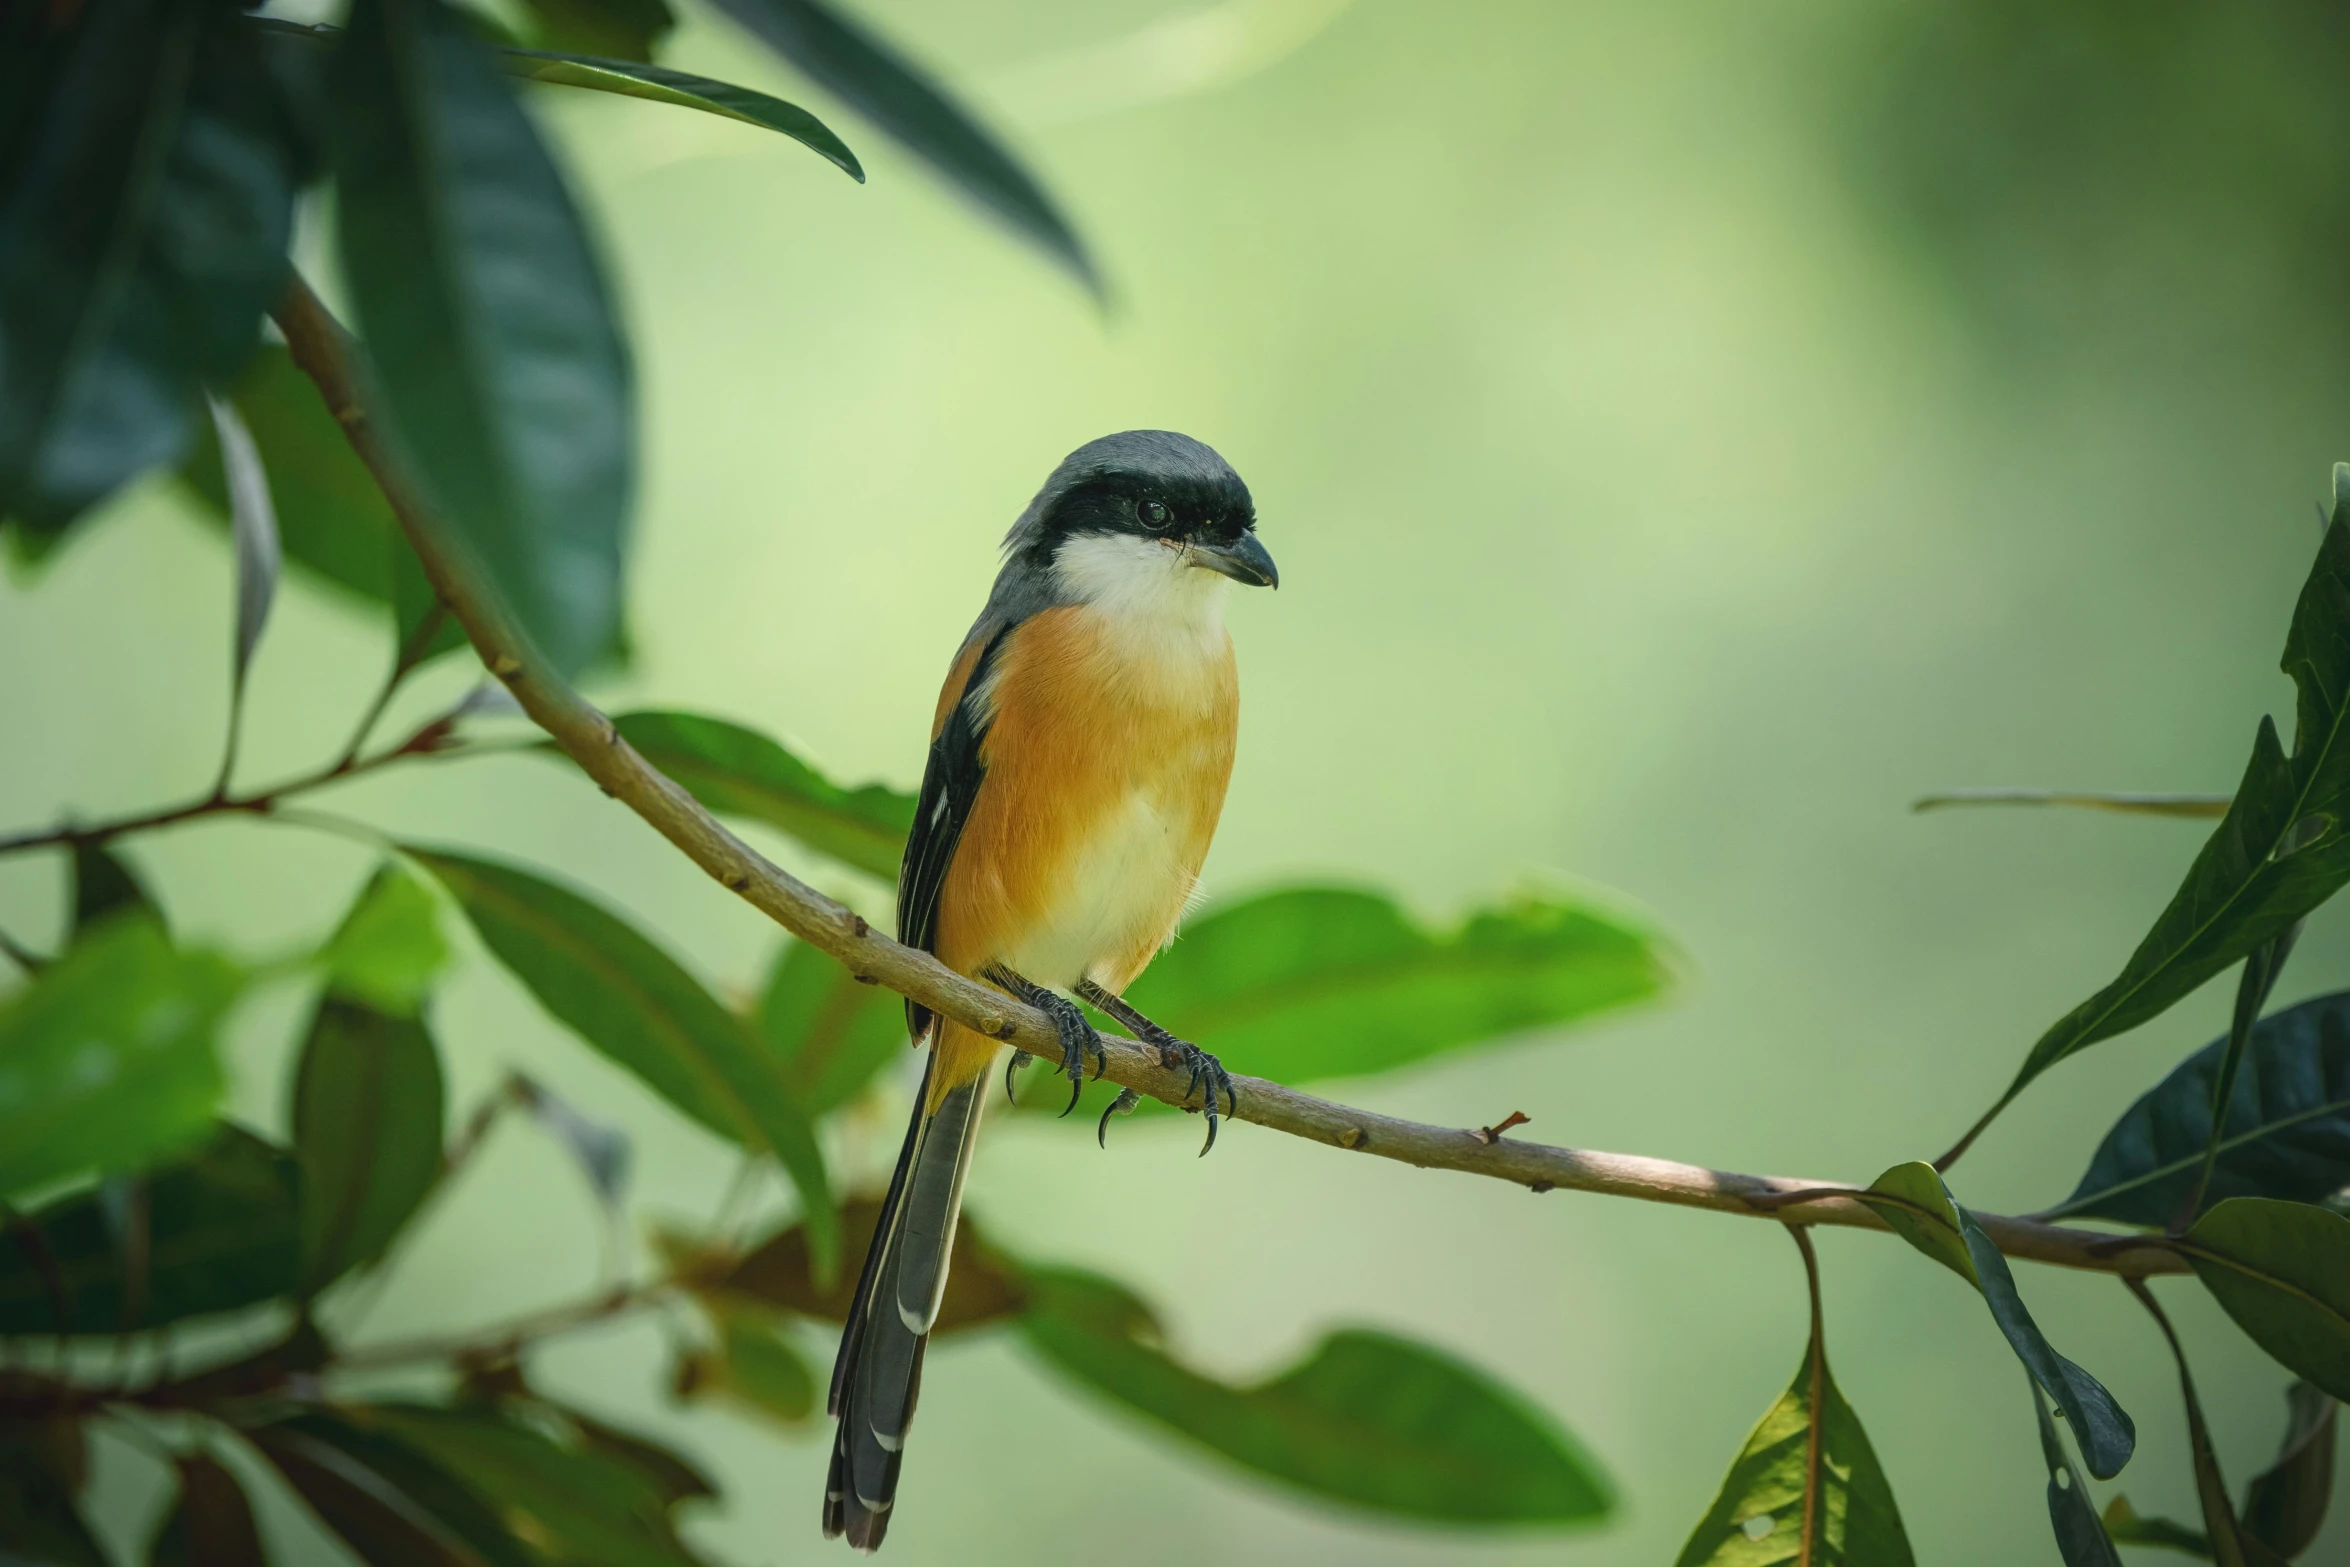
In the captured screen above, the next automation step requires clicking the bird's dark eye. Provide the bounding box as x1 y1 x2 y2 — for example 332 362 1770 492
1137 499 1172 531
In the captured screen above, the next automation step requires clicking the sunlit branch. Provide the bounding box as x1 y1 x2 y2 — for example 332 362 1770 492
269 270 2190 1283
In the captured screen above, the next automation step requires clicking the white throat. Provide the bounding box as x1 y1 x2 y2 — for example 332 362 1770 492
1051 533 1230 660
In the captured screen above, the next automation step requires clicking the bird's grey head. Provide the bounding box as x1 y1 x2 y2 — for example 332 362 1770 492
1000 430 1277 592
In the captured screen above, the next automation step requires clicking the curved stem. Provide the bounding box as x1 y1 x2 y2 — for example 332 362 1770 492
1791 1224 1824 1567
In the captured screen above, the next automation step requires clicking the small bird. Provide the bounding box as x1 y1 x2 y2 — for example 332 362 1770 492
823 431 1277 1550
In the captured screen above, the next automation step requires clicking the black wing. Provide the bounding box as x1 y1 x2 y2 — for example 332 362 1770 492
897 619 1015 1039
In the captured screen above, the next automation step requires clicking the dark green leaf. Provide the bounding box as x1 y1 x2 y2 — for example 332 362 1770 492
209 394 280 696
1992 510 2350 1119
251 1411 535 1567
1862 1163 2136 1478
593 712 913 881
677 1299 817 1426
1672 1331 1913 1564
756 938 905 1114
366 1403 711 1567
409 848 834 1273
331 0 633 676
293 997 445 1291
1019 1267 1613 1526
710 1193 1025 1334
0 0 300 534
2242 1382 2335 1560
0 1124 298 1333
2133 1278 2291 1567
150 1454 264 1567
2035 1388 2125 1566
1913 791 2232 818
514 0 672 60
502 51 861 177
69 841 158 935
699 0 1099 293
0 1418 104 1566
2102 1496 2213 1557
1043 886 1666 1119
0 916 237 1200
319 862 451 1017
2183 1198 2350 1403
2048 989 2350 1227
537 1404 714 1509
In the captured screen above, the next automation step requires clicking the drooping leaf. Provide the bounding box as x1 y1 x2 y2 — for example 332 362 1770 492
2131 1278 2292 1567
250 1411 536 1567
1672 1328 1913 1564
708 1194 1025 1334
149 1453 265 1567
0 1123 298 1333
0 1418 105 1567
2035 1388 2125 1566
514 0 672 60
1861 1163 2135 1478
292 997 445 1291
69 840 159 935
2182 1198 2350 1403
331 0 633 676
2101 1496 2212 1557
319 863 451 1017
1987 506 2350 1124
501 51 861 177
756 938 905 1115
1019 1267 1614 1526
583 712 913 881
208 393 280 700
0 0 301 537
674 1299 818 1427
699 0 1099 293
409 848 834 1273
0 916 238 1201
1913 791 2232 818
2048 990 2350 1227
2242 1382 2335 1560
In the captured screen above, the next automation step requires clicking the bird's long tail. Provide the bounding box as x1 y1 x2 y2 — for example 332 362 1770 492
823 1032 989 1551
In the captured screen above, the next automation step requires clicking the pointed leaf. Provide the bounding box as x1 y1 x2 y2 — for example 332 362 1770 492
149 1454 264 1567
0 1124 298 1333
331 0 633 676
710 1194 1024 1334
1994 508 2350 1116
1671 1338 1914 1565
251 1412 535 1567
208 394 280 691
1019 1267 1613 1526
409 848 834 1273
0 916 237 1201
2050 990 2350 1226
2132 1279 2293 1567
69 841 159 936
502 51 861 177
587 711 913 881
1861 1163 2136 1478
756 938 905 1115
2035 1388 2125 1566
700 0 1098 293
293 997 445 1291
2183 1198 2350 1402
2242 1382 2335 1560
2101 1497 2213 1557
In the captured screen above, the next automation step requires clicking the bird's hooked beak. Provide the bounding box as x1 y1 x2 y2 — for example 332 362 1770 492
1187 531 1279 589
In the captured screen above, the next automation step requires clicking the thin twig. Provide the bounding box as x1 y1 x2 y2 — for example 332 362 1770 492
268 271 2190 1282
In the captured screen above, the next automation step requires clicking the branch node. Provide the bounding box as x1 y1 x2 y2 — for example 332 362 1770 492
1473 1110 1531 1145
1529 1180 1555 1194
1339 1126 1368 1150
853 973 879 985
491 654 523 679
847 913 870 938
726 873 749 891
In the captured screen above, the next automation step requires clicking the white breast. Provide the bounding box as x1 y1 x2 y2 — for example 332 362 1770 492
1050 532 1230 703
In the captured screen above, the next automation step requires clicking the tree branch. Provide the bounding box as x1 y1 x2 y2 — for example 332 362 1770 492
268 271 2188 1282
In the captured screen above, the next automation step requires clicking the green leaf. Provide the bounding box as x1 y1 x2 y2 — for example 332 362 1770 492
1018 1267 1614 1526
1671 1332 1914 1564
320 862 451 1017
0 0 302 535
756 938 905 1115
699 0 1100 294
207 393 281 703
676 1299 818 1427
1913 791 2232 818
2183 1198 2350 1403
0 1123 299 1333
364 1402 711 1567
409 848 834 1275
501 51 861 178
292 996 445 1291
707 1193 1026 1334
0 1419 104 1567
536 1403 714 1509
2133 1279 2291 1567
150 1454 265 1567
0 916 237 1201
70 840 159 935
2035 1388 2125 1566
2048 989 2350 1227
514 0 672 60
591 711 913 881
1991 509 2350 1120
2242 1382 2335 1560
1861 1163 2136 1478
331 0 633 676
250 1411 537 1567
2102 1497 2212 1557
1043 885 1666 1118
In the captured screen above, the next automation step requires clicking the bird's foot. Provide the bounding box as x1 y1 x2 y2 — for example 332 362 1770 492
1004 1049 1033 1105
1075 979 1237 1156
986 965 1106 1115
1096 1088 1140 1148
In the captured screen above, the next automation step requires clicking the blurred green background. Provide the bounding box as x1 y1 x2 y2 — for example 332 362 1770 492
6 0 2349 1559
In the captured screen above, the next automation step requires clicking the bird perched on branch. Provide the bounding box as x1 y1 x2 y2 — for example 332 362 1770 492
824 431 1277 1550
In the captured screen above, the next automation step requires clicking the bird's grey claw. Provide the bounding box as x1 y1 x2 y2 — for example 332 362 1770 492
1004 1049 1032 1105
1097 1088 1140 1148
